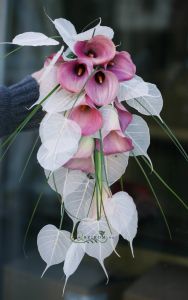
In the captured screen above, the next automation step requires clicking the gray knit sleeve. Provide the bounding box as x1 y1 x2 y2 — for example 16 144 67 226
0 75 44 138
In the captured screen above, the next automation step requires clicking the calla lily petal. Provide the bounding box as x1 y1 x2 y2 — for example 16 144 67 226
115 101 133 132
69 99 103 136
99 105 121 138
85 70 119 106
74 137 94 159
74 35 116 65
107 51 136 81
64 157 94 173
64 137 94 173
96 131 133 155
57 59 93 93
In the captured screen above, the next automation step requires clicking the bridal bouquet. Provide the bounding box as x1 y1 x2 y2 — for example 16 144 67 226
2 16 188 294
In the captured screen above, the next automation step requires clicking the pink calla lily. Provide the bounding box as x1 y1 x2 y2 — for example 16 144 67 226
96 130 133 155
107 51 136 81
64 157 94 173
74 35 116 65
96 105 133 155
115 101 133 132
64 137 94 173
57 59 93 93
69 96 103 136
73 137 94 158
85 70 119 106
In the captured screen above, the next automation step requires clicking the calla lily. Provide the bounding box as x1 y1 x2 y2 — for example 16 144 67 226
69 96 103 136
107 51 136 81
115 101 133 132
57 59 93 93
72 137 94 159
64 157 94 173
64 137 95 173
96 105 133 155
74 35 116 65
96 131 133 155
52 17 114 52
85 70 119 106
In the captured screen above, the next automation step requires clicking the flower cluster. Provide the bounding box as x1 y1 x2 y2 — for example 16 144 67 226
8 17 163 291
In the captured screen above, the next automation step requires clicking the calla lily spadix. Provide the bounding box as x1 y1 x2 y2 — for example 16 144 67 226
2 16 168 294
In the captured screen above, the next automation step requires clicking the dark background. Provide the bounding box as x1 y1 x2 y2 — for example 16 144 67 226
0 0 188 299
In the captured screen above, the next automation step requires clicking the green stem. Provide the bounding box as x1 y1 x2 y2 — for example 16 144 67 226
94 149 103 220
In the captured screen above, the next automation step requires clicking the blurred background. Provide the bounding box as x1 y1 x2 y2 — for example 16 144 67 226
0 0 188 299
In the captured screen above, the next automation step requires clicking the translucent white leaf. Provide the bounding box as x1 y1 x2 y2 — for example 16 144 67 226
75 25 114 42
117 76 148 102
43 89 85 113
31 66 60 108
63 242 85 295
64 176 95 223
12 32 59 46
37 225 71 276
104 153 129 186
125 115 152 168
37 144 64 171
53 18 77 40
44 168 86 196
104 192 138 257
45 167 68 195
38 113 81 171
38 45 64 83
77 218 119 281
117 77 163 117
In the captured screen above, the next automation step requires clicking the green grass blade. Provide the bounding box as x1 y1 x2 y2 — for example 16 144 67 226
134 154 172 239
134 99 188 162
0 46 22 59
19 135 40 182
141 156 188 210
0 84 60 160
23 192 43 257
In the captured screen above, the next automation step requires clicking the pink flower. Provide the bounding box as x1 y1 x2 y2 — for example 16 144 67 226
74 35 116 65
85 70 119 106
64 137 94 173
96 105 133 155
57 59 93 93
107 51 136 81
64 157 94 173
115 101 133 132
96 131 133 155
69 96 103 136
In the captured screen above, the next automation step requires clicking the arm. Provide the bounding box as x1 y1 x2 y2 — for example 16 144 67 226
0 75 44 138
